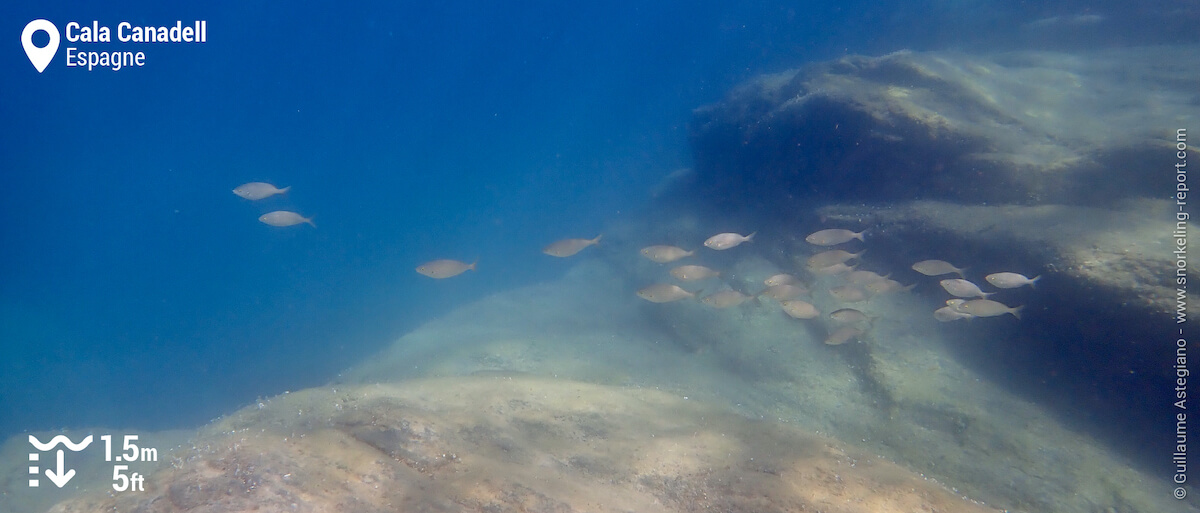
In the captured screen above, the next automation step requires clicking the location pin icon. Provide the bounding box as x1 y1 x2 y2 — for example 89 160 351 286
22 19 59 73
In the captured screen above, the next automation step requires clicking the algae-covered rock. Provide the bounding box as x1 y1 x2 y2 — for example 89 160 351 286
689 47 1198 208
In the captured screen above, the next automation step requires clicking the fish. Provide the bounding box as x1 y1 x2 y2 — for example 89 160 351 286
670 265 721 281
416 259 477 279
810 263 856 276
637 284 698 303
233 182 290 200
911 260 966 277
701 290 753 308
780 300 820 319
543 235 602 257
829 285 869 302
259 211 315 227
806 249 864 270
939 279 992 298
829 308 869 324
985 272 1041 289
957 299 1023 319
805 228 866 246
764 273 800 287
934 306 974 322
824 326 864 345
759 283 807 301
864 279 913 295
845 270 888 285
704 232 755 250
640 245 694 263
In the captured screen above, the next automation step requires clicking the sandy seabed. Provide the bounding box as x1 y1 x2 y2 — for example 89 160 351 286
3 255 1189 513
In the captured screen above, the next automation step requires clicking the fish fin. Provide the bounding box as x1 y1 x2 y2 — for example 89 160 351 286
1029 275 1041 289
1011 305 1024 320
901 282 917 292
305 216 316 228
746 231 757 242
591 234 603 244
280 186 291 194
855 229 868 242
469 259 478 271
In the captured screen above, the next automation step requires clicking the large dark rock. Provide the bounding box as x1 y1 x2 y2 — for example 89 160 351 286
689 47 1198 209
682 47 1200 503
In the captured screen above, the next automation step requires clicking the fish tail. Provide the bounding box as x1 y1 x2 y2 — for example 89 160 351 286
1010 305 1024 320
1029 275 1042 289
591 234 603 244
470 259 478 271
855 229 868 242
280 186 291 194
746 231 757 242
305 216 316 228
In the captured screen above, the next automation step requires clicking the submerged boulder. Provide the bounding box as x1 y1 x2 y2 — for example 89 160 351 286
689 47 1198 208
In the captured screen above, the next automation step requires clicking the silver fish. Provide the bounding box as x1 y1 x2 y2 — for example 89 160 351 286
543 235 601 257
810 263 856 276
701 290 753 308
824 326 864 345
806 249 864 270
759 283 807 301
865 279 913 295
764 273 800 287
957 299 1023 319
845 270 888 285
934 306 974 322
780 300 820 319
911 260 966 277
259 211 314 227
704 232 755 250
416 259 476 279
233 182 290 200
985 272 1041 289
829 285 869 303
829 308 869 324
805 228 866 246
939 279 992 298
670 265 721 281
640 245 694 263
637 284 697 303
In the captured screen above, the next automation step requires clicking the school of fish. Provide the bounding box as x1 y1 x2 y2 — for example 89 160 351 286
233 179 1038 346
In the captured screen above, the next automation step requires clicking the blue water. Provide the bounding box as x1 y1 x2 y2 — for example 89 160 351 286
0 0 1187 452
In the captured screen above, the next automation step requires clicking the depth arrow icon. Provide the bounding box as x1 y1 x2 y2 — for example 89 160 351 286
45 450 75 488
